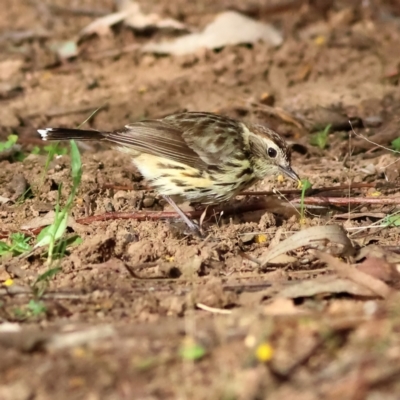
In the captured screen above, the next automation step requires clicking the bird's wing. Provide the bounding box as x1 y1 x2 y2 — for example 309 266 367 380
164 112 247 166
106 119 207 170
106 112 247 170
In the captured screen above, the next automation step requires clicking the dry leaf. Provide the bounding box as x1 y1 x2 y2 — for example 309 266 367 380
21 210 77 232
142 11 283 55
80 0 188 38
259 225 354 267
314 251 392 299
278 276 377 298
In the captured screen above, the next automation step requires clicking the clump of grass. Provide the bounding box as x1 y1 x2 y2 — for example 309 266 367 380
0 134 25 161
383 213 400 227
34 140 82 264
310 124 331 150
0 232 32 257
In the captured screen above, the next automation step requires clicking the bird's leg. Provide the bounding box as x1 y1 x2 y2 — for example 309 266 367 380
162 195 203 237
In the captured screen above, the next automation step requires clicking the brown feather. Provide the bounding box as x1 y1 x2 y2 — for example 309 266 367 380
105 112 249 171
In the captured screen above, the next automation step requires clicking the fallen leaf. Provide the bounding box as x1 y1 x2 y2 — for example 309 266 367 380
20 211 88 237
354 245 400 283
142 11 283 55
278 276 377 298
259 225 354 267
21 210 76 231
80 0 188 38
314 251 392 299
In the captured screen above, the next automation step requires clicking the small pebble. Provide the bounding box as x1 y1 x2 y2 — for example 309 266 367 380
105 202 115 212
240 233 255 243
142 196 155 208
363 115 383 127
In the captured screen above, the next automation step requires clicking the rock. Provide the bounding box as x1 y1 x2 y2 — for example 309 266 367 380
142 196 155 208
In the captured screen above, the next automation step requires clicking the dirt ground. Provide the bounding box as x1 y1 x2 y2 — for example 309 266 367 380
1 0 400 399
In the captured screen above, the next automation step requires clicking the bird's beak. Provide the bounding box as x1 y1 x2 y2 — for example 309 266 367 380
280 165 300 182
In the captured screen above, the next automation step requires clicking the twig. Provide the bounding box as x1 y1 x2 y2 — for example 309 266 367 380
74 201 276 225
332 212 387 220
291 197 400 206
196 303 232 314
243 183 400 197
98 182 391 196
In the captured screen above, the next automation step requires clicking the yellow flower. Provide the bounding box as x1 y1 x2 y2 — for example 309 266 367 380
255 342 273 362
254 234 267 244
4 278 13 287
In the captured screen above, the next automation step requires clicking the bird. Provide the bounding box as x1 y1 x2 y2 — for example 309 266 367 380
37 112 299 234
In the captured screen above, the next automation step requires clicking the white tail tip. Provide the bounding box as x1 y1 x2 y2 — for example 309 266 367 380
37 128 53 140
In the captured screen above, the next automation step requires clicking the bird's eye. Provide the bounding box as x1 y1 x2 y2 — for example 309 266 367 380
268 148 277 158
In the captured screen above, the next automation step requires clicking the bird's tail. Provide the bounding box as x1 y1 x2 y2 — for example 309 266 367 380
37 128 107 142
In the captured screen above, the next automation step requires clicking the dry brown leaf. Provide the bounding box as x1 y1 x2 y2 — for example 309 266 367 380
142 11 283 55
259 225 354 267
20 210 86 234
357 256 398 283
314 251 393 299
277 276 378 298
80 0 188 38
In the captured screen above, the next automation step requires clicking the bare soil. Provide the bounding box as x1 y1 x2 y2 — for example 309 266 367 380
1 1 400 399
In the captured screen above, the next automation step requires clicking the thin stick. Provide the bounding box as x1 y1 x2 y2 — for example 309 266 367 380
99 182 398 196
291 197 400 205
196 303 232 314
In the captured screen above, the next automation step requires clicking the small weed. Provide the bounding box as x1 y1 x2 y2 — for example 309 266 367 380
0 134 18 152
179 337 206 361
44 142 68 157
383 213 400 227
310 124 331 149
0 134 25 161
0 233 32 257
391 137 400 151
27 299 47 316
31 145 41 155
299 178 313 223
14 300 47 320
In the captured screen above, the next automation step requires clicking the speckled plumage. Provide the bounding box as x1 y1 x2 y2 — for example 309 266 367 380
38 112 298 204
